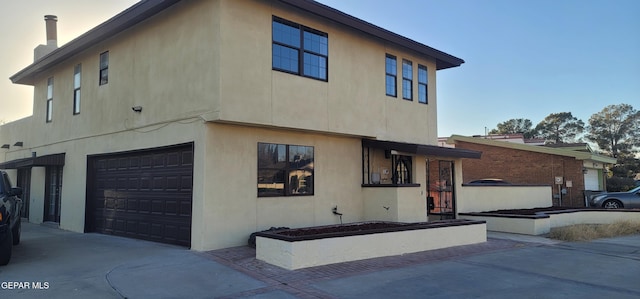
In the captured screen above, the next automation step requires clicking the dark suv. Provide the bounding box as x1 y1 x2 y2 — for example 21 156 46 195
0 170 22 265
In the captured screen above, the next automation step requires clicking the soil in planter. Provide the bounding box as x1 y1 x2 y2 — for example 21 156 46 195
277 222 409 237
486 207 586 215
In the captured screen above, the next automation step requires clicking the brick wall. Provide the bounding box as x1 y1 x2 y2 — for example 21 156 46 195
456 141 587 207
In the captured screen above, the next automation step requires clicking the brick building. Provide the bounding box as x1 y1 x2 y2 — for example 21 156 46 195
447 135 616 207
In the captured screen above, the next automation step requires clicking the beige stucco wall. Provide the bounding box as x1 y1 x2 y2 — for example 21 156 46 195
197 123 367 250
212 0 439 145
3 119 204 233
457 185 553 213
363 186 428 223
0 0 452 251
5 0 219 150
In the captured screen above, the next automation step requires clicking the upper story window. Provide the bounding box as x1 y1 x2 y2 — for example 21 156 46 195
46 77 53 122
73 64 81 114
418 65 428 104
99 51 109 85
258 142 314 197
272 17 328 81
402 59 413 100
385 54 397 97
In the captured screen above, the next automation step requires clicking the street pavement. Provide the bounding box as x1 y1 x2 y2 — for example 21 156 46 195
1 221 639 298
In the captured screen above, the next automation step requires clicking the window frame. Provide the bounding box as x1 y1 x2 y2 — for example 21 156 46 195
402 59 413 101
272 16 328 81
418 64 428 104
73 64 81 114
392 155 413 184
257 142 315 197
99 51 109 86
385 54 397 97
46 77 53 123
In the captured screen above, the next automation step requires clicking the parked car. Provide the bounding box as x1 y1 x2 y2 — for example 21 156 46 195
588 186 640 209
466 179 512 185
0 170 22 266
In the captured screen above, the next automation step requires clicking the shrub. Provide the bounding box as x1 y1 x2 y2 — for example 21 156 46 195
549 221 640 241
606 176 637 192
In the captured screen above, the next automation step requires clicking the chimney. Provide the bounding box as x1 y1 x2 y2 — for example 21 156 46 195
34 15 59 61
44 15 58 47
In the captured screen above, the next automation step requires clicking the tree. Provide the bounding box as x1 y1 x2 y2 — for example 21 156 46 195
488 118 536 138
535 112 585 144
586 103 640 158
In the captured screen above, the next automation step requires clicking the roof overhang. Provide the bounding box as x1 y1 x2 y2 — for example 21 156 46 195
11 0 464 85
0 153 65 169
447 135 617 164
363 139 481 159
277 0 464 70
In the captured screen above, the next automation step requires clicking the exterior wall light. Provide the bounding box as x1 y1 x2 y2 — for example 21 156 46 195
131 106 143 113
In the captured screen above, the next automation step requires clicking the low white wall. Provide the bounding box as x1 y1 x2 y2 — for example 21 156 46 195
461 215 550 235
457 185 552 214
461 210 640 236
256 222 486 270
549 211 640 227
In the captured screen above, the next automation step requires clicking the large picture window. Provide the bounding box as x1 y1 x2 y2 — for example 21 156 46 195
258 143 314 197
272 17 328 81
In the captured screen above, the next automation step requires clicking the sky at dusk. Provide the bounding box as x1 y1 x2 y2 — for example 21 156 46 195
1 0 638 138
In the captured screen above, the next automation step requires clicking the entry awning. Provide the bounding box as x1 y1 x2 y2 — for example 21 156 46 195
362 139 481 159
0 153 65 169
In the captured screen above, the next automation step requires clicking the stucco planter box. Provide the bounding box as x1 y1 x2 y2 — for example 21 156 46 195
255 219 486 270
460 209 640 236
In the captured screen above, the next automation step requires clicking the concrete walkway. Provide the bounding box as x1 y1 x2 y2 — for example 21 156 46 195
1 222 639 298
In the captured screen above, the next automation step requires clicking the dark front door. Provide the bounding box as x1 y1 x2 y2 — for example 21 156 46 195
85 143 194 247
427 160 456 220
44 166 63 222
17 168 31 219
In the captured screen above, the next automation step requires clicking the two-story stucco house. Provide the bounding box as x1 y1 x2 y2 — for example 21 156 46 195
0 0 479 251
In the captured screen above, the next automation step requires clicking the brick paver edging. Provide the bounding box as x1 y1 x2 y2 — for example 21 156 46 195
202 237 538 298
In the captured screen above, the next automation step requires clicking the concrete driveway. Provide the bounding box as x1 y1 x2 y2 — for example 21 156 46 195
1 222 640 298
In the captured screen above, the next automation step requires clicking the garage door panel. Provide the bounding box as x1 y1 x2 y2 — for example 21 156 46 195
87 144 193 247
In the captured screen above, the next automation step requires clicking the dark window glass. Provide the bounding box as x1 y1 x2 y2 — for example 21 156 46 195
303 31 328 55
385 55 397 97
73 64 81 114
402 60 413 100
273 44 299 73
303 52 327 80
46 77 53 122
258 143 314 197
99 51 109 85
272 17 328 81
392 155 412 184
273 21 300 47
418 65 428 104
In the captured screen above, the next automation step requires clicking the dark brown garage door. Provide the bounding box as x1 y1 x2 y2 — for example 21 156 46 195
86 143 193 247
